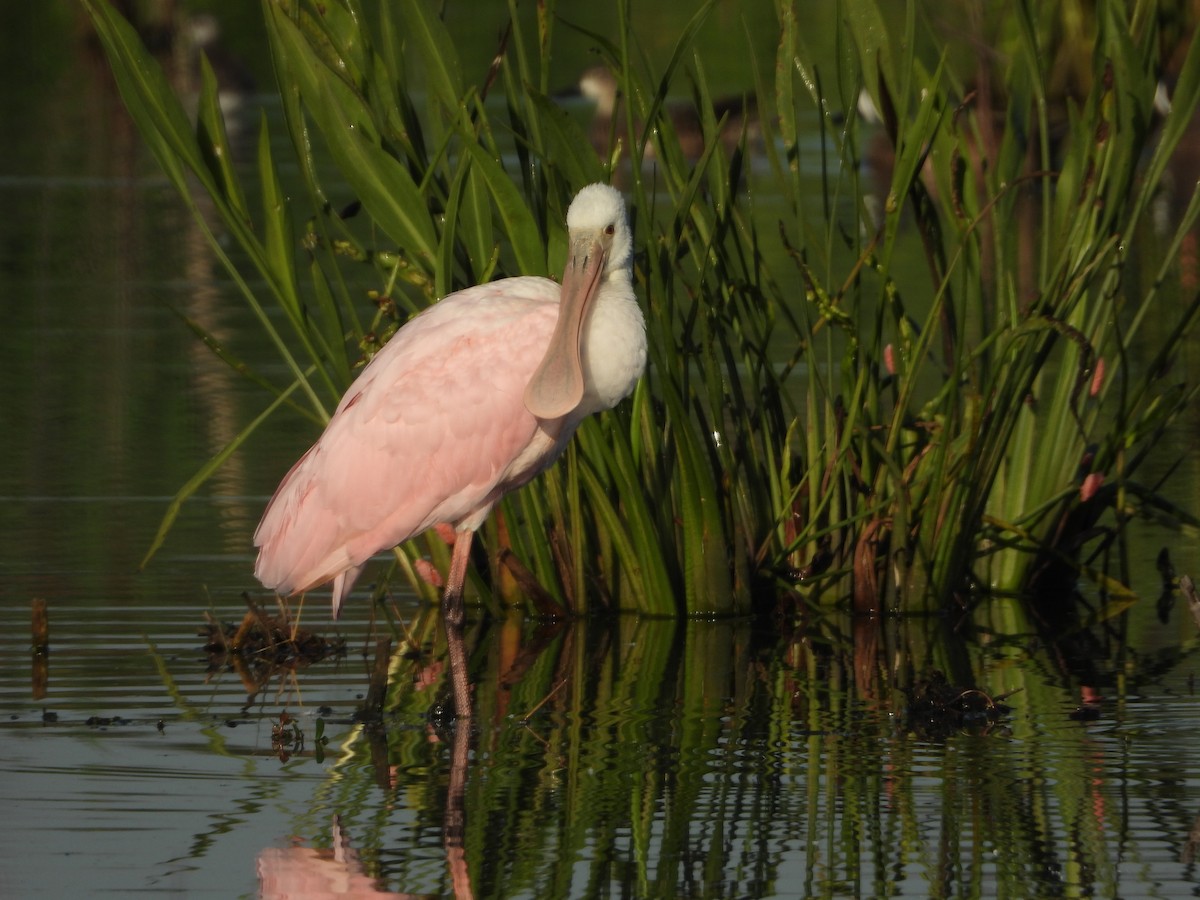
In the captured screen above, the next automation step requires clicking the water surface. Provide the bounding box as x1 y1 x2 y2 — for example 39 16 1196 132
5 4 1200 898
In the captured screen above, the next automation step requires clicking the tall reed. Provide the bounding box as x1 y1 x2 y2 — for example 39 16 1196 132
85 0 1200 620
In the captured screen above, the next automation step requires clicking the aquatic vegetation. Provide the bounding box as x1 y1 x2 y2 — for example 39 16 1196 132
84 0 1200 621
199 600 347 691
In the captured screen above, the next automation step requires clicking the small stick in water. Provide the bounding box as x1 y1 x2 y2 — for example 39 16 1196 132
31 599 49 701
31 598 48 654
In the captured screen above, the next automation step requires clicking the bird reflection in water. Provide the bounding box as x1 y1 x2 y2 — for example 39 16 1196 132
257 811 473 899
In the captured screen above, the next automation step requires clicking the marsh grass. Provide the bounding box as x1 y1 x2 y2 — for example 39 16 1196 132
86 0 1200 621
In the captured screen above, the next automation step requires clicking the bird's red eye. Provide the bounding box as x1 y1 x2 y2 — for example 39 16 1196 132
605 224 615 235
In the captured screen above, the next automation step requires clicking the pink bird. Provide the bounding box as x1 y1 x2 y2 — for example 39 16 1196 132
253 183 646 631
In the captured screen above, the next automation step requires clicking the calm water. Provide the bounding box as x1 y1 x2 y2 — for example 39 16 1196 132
5 3 1200 898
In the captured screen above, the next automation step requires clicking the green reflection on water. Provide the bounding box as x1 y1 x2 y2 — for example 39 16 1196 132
268 610 1185 899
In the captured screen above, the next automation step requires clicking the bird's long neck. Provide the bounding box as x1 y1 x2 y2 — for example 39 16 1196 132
578 265 645 416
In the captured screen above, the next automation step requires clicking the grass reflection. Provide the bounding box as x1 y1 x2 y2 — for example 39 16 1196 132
254 610 1151 898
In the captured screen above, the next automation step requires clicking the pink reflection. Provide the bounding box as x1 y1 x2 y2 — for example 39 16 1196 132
257 817 419 899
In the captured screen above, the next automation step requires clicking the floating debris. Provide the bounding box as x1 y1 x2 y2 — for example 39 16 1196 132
85 716 130 728
904 670 1015 739
199 598 345 693
270 710 303 763
1068 703 1103 722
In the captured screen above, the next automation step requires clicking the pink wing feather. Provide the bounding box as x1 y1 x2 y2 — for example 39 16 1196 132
253 276 565 599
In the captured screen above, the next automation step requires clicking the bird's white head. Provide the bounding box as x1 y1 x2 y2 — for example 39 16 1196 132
565 182 633 277
524 183 637 420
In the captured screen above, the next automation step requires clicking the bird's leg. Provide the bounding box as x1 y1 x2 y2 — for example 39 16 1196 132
442 530 473 718
443 705 474 897
442 528 472 627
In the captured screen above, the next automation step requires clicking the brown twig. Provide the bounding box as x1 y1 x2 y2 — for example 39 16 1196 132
519 677 569 724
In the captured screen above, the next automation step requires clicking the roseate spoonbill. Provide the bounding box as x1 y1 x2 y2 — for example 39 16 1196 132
253 183 646 631
575 64 760 161
186 14 256 119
